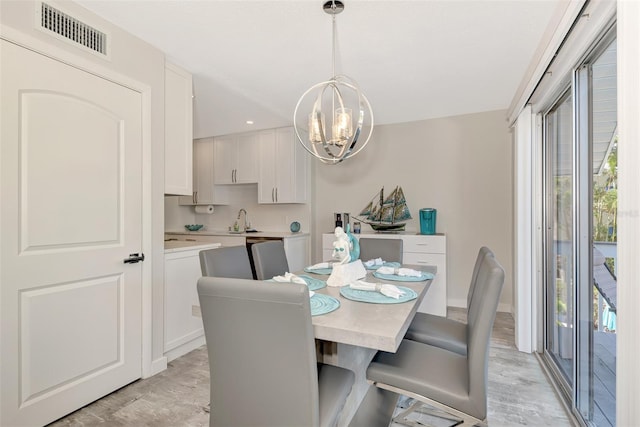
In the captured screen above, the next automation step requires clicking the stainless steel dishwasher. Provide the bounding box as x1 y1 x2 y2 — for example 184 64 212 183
246 236 284 279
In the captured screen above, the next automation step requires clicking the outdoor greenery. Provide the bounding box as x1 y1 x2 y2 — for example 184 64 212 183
593 141 618 330
593 141 618 244
553 140 618 332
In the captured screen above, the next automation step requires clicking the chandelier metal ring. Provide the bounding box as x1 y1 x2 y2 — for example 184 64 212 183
293 0 374 165
293 77 373 164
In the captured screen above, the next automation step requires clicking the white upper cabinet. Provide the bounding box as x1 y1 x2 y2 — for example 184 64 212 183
213 132 259 184
179 138 228 205
164 62 193 196
258 127 308 204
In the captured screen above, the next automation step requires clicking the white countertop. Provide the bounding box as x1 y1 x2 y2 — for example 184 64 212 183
165 229 309 238
164 241 221 253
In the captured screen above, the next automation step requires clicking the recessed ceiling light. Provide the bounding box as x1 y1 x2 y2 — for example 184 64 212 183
246 120 254 125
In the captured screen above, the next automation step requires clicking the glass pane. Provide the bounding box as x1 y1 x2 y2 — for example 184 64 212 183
545 91 574 386
578 37 617 427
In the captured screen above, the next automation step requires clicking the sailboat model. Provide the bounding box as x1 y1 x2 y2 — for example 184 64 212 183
356 186 412 232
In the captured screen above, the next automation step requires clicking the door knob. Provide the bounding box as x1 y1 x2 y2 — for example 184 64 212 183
123 253 145 264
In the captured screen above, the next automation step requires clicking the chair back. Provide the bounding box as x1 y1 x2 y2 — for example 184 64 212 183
466 254 504 420
467 247 494 308
358 238 403 263
197 277 320 426
251 240 290 280
199 246 253 279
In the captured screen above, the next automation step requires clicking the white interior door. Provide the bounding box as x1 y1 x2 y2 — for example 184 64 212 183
1 40 143 426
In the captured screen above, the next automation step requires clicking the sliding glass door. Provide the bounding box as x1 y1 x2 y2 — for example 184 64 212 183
544 90 574 390
576 35 617 427
542 33 617 427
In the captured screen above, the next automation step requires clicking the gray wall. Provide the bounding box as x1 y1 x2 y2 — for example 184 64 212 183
313 109 514 311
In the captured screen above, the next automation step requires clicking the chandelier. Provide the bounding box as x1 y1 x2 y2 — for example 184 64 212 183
293 0 374 165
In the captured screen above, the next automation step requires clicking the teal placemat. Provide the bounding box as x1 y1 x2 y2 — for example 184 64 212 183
339 286 418 304
304 266 332 275
372 271 434 282
364 261 401 270
266 275 326 291
299 275 327 291
310 293 340 316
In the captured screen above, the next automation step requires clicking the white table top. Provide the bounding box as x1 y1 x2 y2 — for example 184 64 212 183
303 265 435 353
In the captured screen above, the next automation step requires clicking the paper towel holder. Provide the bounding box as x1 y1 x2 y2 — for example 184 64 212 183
194 205 214 214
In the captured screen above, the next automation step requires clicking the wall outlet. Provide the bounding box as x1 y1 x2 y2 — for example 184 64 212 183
192 305 202 318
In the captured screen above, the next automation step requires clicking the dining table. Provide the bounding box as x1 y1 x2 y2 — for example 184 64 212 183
295 263 436 426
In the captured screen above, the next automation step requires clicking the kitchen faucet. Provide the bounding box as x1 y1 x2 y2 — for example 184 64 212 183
237 208 250 231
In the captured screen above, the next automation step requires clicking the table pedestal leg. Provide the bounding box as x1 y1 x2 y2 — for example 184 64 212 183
317 340 378 426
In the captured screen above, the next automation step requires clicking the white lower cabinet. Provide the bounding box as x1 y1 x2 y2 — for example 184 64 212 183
321 232 447 316
164 243 220 361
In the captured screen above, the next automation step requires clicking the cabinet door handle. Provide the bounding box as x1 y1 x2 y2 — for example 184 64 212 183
194 191 198 205
275 187 278 202
272 188 275 202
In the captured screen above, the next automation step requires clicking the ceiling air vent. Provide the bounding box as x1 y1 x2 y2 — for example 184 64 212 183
40 2 107 56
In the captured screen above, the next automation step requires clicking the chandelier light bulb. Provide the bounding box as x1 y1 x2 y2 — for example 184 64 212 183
333 107 352 143
309 112 325 143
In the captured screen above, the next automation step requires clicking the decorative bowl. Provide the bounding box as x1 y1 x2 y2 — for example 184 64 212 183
185 224 204 231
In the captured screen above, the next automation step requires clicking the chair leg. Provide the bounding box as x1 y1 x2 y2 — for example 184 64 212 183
393 399 465 426
370 381 486 427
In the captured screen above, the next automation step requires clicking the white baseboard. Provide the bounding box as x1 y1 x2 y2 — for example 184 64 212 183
164 336 206 363
145 356 168 378
448 298 512 313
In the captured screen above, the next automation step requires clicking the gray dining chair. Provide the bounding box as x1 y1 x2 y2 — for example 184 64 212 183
358 238 403 263
251 240 290 280
366 253 505 426
404 246 494 355
198 245 253 279
197 276 355 427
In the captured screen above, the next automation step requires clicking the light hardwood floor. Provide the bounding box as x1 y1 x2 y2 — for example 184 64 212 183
50 309 572 427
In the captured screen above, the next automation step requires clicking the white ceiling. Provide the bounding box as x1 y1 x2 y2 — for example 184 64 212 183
76 0 563 139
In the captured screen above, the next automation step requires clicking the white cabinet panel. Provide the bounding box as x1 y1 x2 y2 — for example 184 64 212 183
164 243 222 361
213 135 235 184
179 138 228 205
258 127 308 204
164 62 193 196
213 133 258 184
402 234 447 254
403 252 447 316
164 249 204 359
236 133 259 183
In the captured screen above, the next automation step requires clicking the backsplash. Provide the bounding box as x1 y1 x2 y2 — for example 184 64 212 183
165 184 312 233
